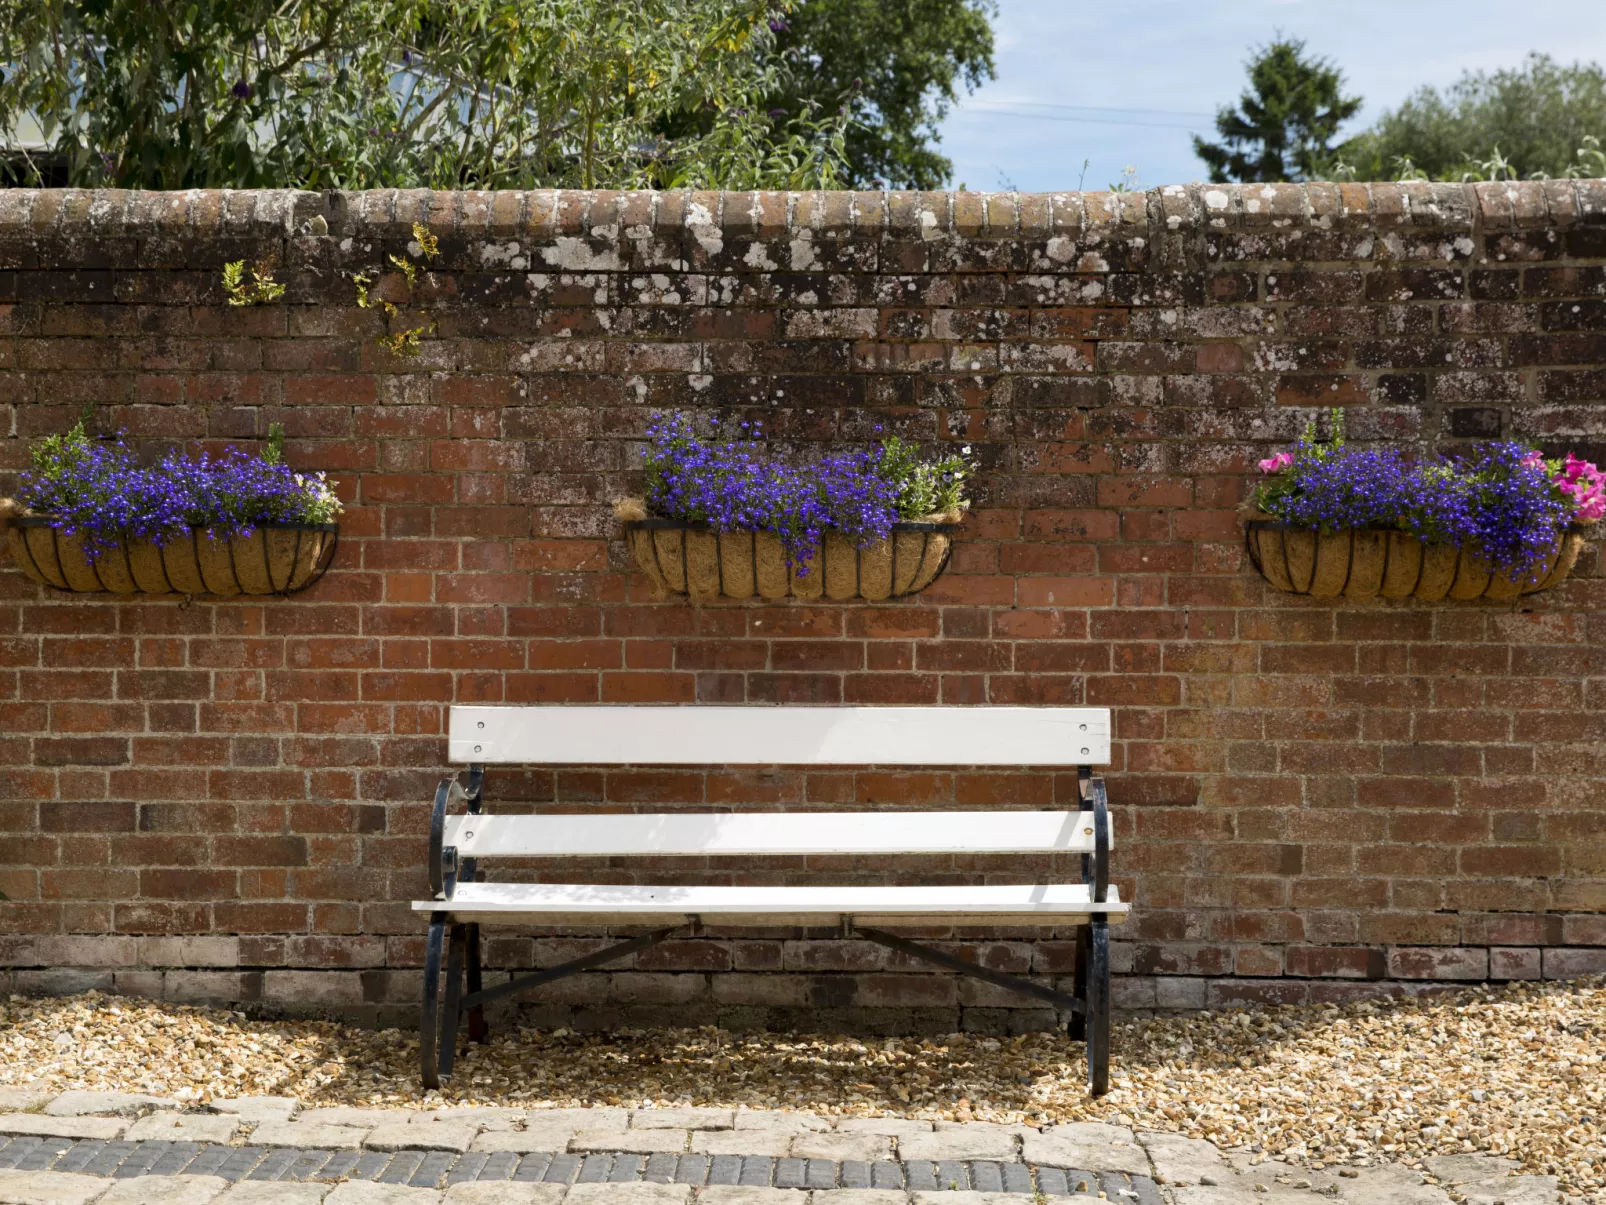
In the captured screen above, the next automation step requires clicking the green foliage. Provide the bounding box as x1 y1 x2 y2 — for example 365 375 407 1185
764 0 996 189
354 223 439 357
263 423 286 466
1194 39 1361 183
0 0 857 190
221 261 286 306
27 413 98 500
1336 54 1606 181
877 436 972 519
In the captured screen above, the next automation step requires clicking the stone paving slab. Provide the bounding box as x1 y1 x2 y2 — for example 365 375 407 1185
123 1120 238 1147
42 1098 177 1121
96 1176 231 1205
0 1120 128 1144
0 1168 108 1205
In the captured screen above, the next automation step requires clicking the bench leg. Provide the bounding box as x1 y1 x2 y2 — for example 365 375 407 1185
437 924 468 1081
465 923 488 1043
1066 925 1089 1042
420 914 448 1090
1085 918 1110 1097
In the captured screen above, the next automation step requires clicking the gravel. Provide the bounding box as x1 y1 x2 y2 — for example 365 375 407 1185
1 979 1601 1198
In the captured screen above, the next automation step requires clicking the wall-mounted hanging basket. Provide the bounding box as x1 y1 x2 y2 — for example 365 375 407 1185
5 514 338 597
623 517 960 603
1245 521 1586 601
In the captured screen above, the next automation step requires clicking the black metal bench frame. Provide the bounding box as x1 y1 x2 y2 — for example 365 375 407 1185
420 765 1113 1096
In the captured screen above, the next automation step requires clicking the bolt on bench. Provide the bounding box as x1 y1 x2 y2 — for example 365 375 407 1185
416 705 1125 1094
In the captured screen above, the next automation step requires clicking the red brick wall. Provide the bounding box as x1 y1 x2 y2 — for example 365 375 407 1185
0 183 1603 1030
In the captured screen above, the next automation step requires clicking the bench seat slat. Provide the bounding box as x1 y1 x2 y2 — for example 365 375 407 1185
444 811 1108 858
413 882 1127 924
450 705 1111 766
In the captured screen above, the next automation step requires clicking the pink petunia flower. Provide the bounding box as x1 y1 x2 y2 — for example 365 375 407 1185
1258 451 1295 474
1521 449 1545 470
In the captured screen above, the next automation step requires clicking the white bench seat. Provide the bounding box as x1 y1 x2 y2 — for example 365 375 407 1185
413 880 1128 926
416 704 1123 1098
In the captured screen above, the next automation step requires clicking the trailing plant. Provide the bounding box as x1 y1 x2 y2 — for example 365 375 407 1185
13 419 342 559
1251 410 1602 583
221 260 286 306
638 414 971 568
354 222 439 357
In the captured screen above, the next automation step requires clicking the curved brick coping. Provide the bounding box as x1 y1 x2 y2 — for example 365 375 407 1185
0 1135 1163 1200
0 179 1601 247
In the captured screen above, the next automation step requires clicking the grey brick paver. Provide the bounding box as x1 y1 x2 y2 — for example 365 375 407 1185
445 1153 489 1185
538 1154 580 1184
244 1149 299 1181
377 1151 427 1184
111 1141 170 1177
81 1140 141 1176
285 1150 335 1181
316 1152 362 1180
706 1154 742 1185
673 1154 711 1185
574 1152 612 1183
608 1154 646 1182
478 1152 519 1181
13 1138 73 1172
510 1153 552 1183
147 1143 205 1176
410 1151 457 1188
870 1161 905 1189
1000 1163 1035 1194
642 1153 678 1183
736 1155 773 1186
968 1161 1003 1192
177 1147 234 1179
346 1151 392 1181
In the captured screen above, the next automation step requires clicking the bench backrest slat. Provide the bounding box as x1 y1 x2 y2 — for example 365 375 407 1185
449 705 1110 766
444 811 1106 857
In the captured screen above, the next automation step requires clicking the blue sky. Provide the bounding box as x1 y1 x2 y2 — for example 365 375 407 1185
935 0 1606 192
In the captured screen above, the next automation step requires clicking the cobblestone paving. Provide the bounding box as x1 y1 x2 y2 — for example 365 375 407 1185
0 1092 1569 1204
0 1136 1163 1200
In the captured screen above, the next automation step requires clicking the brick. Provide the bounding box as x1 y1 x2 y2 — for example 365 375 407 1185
0 190 1602 1022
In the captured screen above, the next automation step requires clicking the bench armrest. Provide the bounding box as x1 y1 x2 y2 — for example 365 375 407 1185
428 771 480 900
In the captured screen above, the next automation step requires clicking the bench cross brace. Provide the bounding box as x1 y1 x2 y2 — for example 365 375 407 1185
421 922 680 1088
851 924 1085 1016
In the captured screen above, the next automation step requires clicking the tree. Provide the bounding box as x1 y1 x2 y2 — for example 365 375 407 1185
1337 54 1606 181
0 0 855 190
766 0 996 189
1193 39 1361 183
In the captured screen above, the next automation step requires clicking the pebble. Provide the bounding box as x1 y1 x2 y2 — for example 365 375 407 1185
0 978 1601 1198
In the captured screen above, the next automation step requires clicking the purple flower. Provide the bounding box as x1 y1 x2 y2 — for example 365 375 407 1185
231 79 252 99
1255 435 1571 583
768 16 789 31
17 427 341 561
641 416 969 573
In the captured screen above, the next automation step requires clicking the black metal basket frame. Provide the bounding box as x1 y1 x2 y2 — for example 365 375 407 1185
13 516 339 597
624 517 961 600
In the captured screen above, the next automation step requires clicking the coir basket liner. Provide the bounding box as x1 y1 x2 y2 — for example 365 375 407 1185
621 512 960 603
3 510 337 597
1245 520 1586 601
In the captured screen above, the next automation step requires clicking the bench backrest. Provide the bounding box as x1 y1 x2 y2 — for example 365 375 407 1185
442 810 1107 858
449 705 1111 766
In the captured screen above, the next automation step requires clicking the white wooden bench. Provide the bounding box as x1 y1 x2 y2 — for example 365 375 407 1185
415 705 1125 1095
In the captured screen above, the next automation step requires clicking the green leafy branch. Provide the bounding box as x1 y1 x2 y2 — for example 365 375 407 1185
353 222 439 357
221 260 286 306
